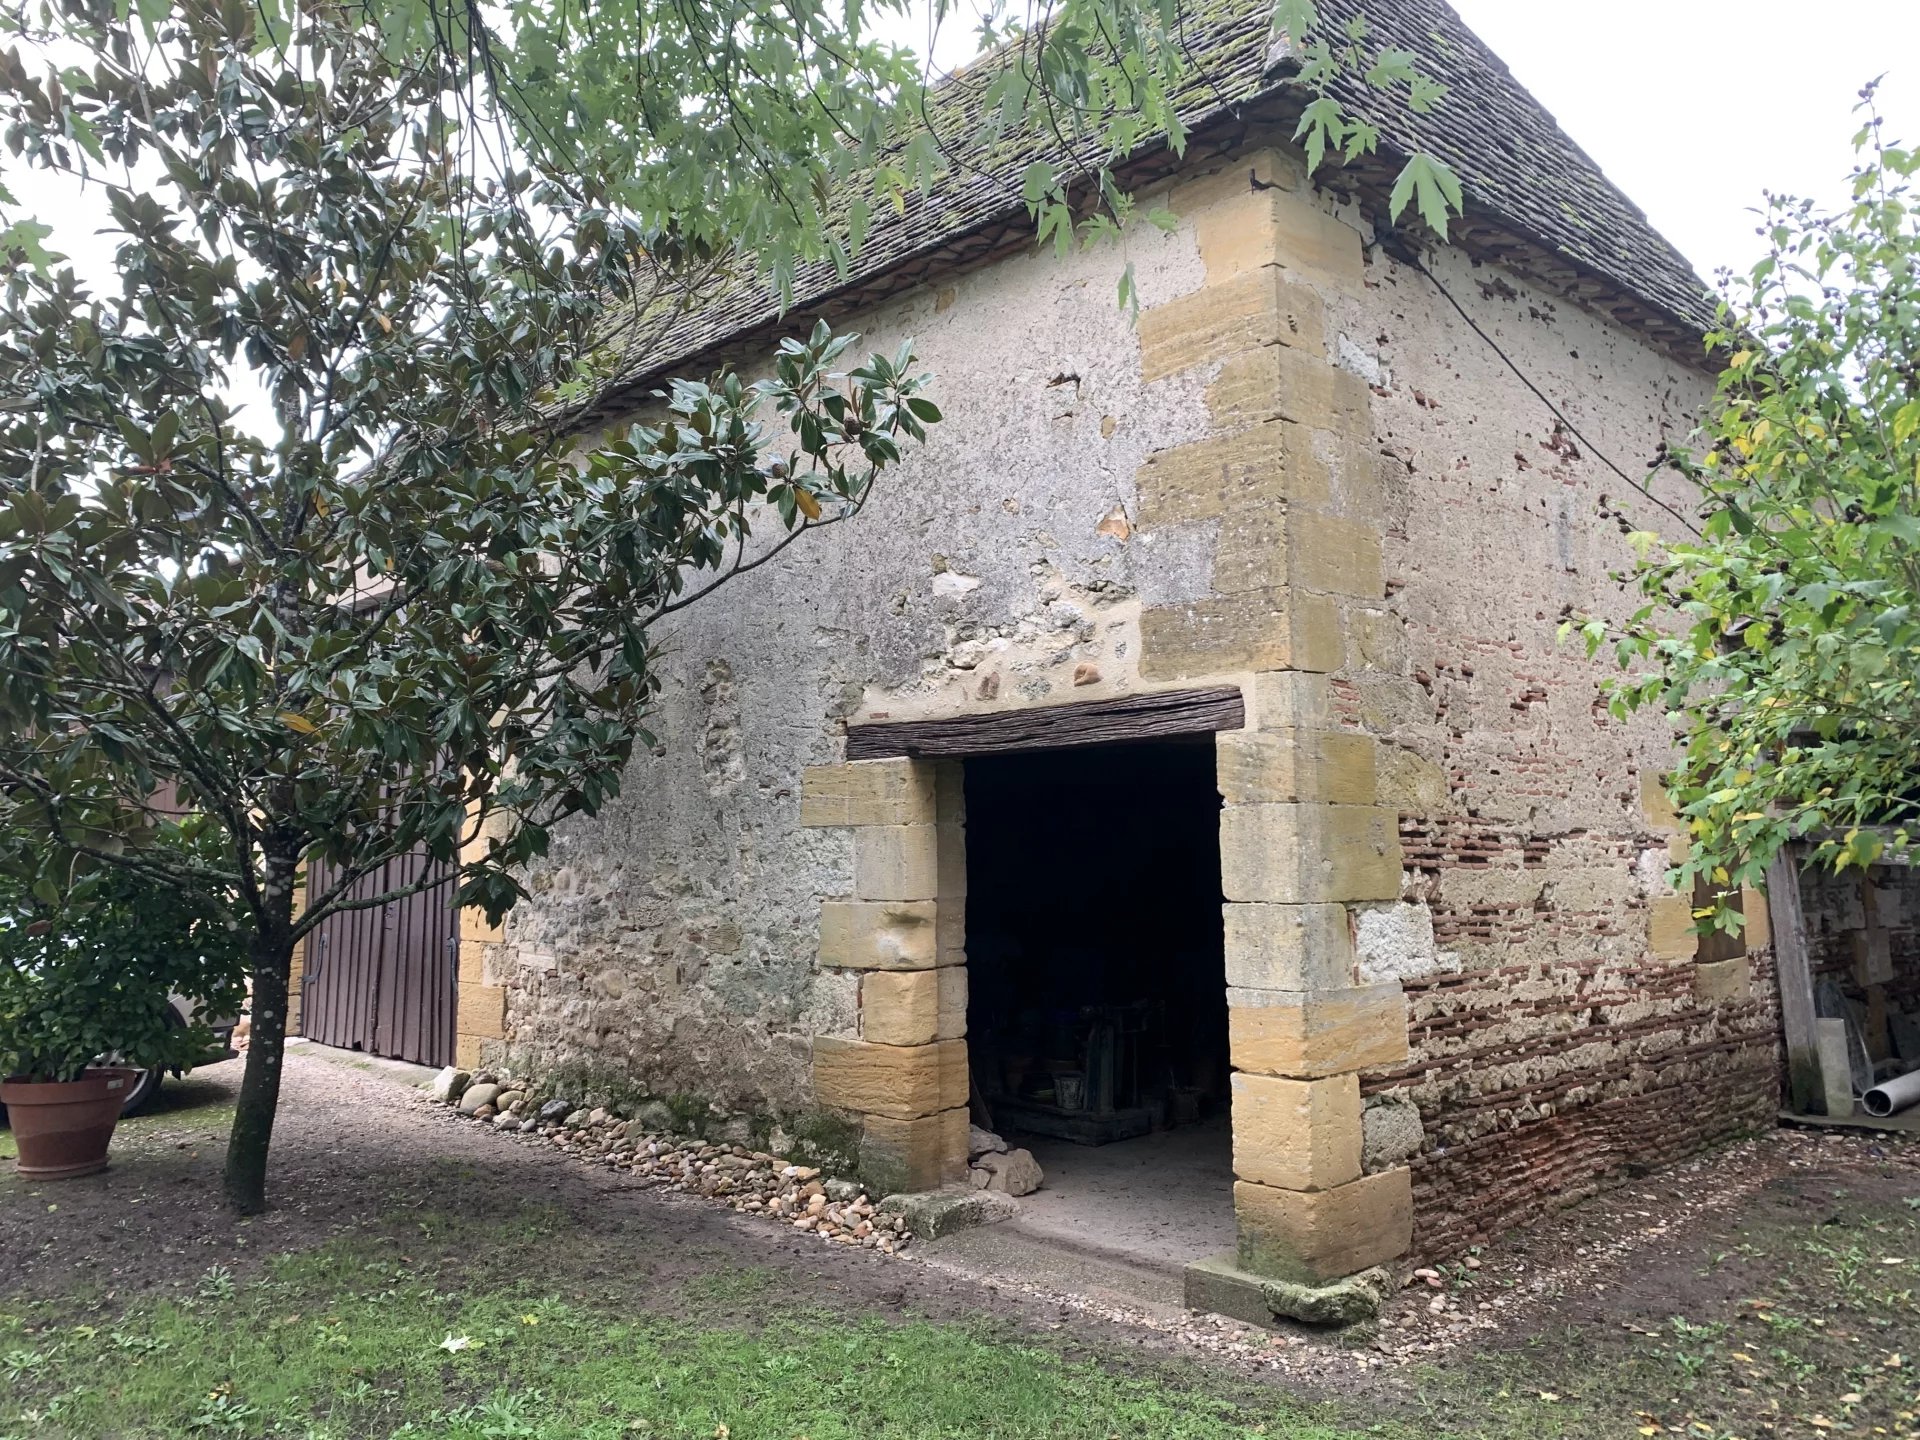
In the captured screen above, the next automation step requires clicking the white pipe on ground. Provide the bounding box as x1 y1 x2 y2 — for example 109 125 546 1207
1862 1068 1920 1118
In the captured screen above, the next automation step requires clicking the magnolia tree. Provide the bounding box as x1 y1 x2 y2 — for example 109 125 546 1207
1578 101 1920 924
0 2 936 1213
0 0 1459 1215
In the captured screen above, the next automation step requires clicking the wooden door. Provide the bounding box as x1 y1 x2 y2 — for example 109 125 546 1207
301 853 458 1066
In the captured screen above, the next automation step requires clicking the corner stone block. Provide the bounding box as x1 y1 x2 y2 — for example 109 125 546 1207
936 823 967 901
861 969 941 1047
1347 606 1409 672
457 938 495 986
1638 771 1681 832
1216 730 1376 806
1248 671 1334 732
456 983 507 1042
1137 267 1329 383
1234 1169 1412 1283
853 825 940 901
813 1037 968 1120
458 800 516 867
1742 885 1771 949
859 1107 969 1195
1219 804 1403 905
1374 746 1448 812
1134 421 1333 529
1694 956 1752 1006
1228 984 1409 1078
1223 902 1355 991
458 904 504 945
1166 148 1303 223
801 760 938 828
934 761 966 826
1647 894 1698 961
935 965 968 1041
819 899 940 970
1291 511 1387 599
1189 184 1366 289
1212 507 1385 602
1230 1071 1362 1192
454 1035 485 1069
936 901 966 969
1207 345 1372 434
1140 590 1342 680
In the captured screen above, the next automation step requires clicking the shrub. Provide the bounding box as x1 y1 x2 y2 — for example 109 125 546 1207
0 849 248 1083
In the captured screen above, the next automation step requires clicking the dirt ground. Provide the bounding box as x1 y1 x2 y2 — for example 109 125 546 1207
5 1049 1919 1438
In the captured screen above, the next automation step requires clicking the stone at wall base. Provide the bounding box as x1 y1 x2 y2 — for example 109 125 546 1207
1183 1253 1391 1330
427 1066 471 1104
877 1186 1018 1239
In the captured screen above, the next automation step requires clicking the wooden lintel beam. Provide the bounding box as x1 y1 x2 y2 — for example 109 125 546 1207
845 686 1245 760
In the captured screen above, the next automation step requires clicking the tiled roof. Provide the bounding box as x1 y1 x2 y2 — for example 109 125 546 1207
589 0 1714 411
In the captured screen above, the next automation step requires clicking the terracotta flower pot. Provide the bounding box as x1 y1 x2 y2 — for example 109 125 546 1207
0 1067 139 1179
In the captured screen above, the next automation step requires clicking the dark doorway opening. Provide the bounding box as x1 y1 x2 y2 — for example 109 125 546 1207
965 739 1230 1143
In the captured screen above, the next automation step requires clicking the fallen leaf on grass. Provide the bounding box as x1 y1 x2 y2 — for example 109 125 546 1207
438 1334 475 1354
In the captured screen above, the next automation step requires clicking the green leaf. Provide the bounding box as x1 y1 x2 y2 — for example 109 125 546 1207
0 219 62 273
1387 152 1464 237
1292 97 1345 176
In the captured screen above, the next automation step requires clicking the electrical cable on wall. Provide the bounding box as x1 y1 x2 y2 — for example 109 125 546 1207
1392 238 1705 540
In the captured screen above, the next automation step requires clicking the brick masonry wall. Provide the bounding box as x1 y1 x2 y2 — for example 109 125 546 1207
1322 239 1784 1261
1374 955 1779 1260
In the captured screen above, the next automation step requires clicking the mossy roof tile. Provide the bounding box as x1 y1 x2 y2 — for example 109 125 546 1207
593 0 1712 407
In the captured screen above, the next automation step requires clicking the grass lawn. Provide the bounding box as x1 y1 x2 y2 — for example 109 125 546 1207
8 1178 1920 1440
4 1060 1918 1440
0 1221 1342 1440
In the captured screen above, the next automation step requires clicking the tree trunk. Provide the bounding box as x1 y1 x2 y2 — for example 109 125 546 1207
224 854 298 1215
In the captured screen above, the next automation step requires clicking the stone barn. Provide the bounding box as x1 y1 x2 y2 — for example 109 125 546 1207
401 0 1789 1314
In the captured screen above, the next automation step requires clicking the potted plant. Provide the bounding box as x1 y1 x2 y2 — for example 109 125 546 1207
0 848 247 1178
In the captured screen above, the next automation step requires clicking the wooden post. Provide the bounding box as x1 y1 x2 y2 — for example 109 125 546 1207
1764 847 1825 1115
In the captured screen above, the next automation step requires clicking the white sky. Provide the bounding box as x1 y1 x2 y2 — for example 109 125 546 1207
10 3 1915 309
1446 0 1920 285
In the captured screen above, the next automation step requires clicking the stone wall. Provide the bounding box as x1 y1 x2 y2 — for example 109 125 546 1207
1320 239 1784 1260
482 132 1780 1264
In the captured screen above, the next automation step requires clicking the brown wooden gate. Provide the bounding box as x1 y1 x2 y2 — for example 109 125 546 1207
301 852 458 1066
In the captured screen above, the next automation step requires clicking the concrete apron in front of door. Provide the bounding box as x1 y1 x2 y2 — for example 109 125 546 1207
797 704 1415 1329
